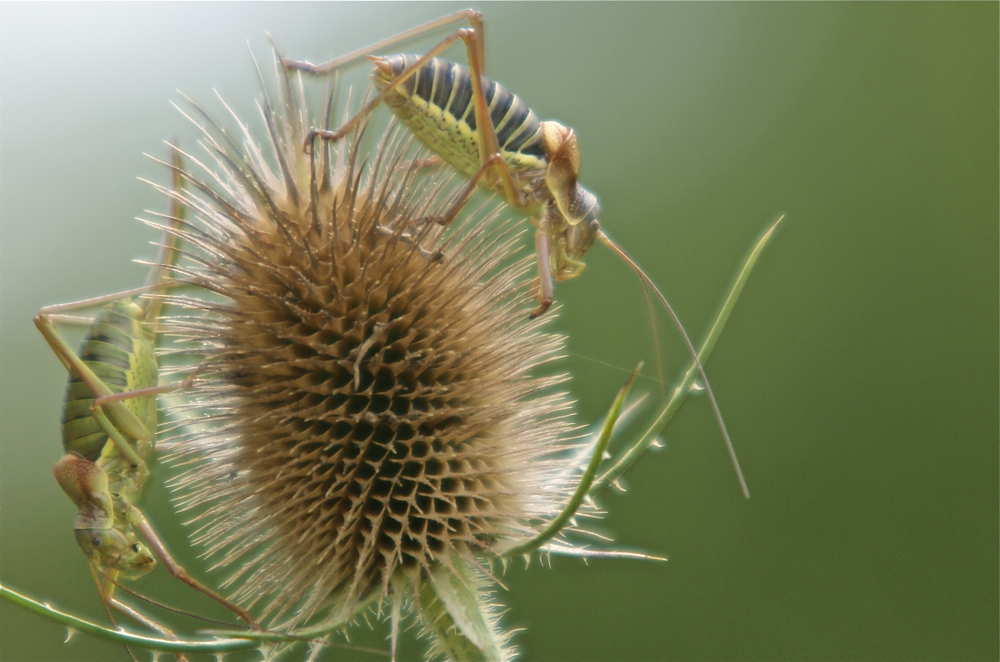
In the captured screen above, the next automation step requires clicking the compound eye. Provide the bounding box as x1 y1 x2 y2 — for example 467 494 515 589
132 543 142 553
91 535 103 548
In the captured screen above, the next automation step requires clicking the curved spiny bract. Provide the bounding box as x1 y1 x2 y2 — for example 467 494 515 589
160 53 578 641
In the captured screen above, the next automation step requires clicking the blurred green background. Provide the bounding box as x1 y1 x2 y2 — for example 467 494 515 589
1 3 996 661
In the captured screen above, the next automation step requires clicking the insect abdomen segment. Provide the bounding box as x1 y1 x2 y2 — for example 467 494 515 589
374 55 547 182
61 299 158 461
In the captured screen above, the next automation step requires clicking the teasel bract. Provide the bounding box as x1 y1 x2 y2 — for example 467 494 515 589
154 52 586 661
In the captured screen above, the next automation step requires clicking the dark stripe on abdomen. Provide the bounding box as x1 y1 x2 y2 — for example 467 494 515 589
495 98 530 148
446 61 474 125
431 60 455 110
414 59 435 102
488 86 515 131
382 56 547 160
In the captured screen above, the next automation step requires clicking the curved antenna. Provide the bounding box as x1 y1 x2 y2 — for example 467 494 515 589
597 230 750 499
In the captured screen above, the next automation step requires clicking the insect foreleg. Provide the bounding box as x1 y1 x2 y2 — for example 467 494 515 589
129 510 260 629
554 257 587 282
98 575 191 662
105 593 184 644
531 227 556 319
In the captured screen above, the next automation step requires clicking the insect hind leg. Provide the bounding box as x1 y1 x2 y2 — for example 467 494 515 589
300 27 471 150
283 9 481 77
288 12 533 209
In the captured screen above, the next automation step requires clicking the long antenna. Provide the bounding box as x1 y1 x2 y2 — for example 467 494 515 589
597 230 750 499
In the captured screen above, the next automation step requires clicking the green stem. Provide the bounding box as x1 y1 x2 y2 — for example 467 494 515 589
593 215 784 495
0 583 259 654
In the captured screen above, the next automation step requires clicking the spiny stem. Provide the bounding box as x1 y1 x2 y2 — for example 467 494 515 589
0 583 258 654
1 582 390 656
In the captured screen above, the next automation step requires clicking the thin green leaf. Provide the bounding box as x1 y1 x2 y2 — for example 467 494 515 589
594 215 784 495
500 365 640 558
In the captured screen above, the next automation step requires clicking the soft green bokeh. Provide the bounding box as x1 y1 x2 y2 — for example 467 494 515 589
1 3 996 661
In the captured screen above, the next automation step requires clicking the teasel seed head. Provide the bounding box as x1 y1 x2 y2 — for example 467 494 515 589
156 53 577 646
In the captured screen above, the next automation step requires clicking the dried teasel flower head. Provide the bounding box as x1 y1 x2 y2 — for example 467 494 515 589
156 52 578 654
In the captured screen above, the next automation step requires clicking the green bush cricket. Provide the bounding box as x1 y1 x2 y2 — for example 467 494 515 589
33 148 259 639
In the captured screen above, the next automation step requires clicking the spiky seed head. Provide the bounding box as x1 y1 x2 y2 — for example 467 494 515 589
158 54 576 632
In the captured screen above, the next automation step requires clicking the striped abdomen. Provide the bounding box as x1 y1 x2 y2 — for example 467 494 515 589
61 299 157 462
373 55 548 188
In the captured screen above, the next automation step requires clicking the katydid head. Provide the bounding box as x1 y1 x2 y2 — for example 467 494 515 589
75 527 156 579
540 189 600 281
53 452 156 577
539 121 601 276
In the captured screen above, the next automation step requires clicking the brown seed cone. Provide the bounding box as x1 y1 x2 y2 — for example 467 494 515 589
156 54 576 627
